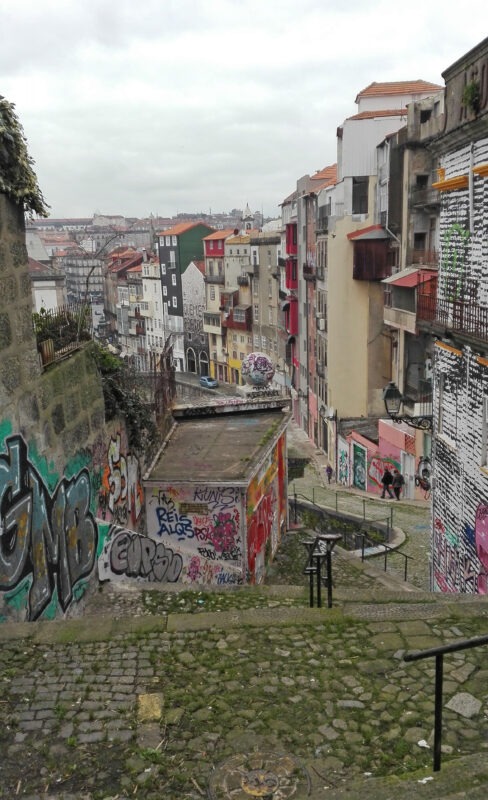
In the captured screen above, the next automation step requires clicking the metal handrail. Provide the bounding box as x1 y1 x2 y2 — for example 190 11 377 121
290 490 412 581
404 634 488 772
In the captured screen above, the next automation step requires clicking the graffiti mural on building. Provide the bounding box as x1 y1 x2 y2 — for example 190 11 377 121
432 515 479 593
99 433 143 527
338 437 349 486
0 435 97 621
368 456 400 488
247 484 277 583
442 224 470 301
146 483 244 586
98 526 182 583
475 504 488 594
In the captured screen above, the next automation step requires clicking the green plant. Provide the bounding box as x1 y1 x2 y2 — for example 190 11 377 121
462 79 480 115
0 96 49 215
91 343 158 453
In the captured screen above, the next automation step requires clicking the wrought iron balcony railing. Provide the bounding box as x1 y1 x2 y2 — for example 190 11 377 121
417 293 488 343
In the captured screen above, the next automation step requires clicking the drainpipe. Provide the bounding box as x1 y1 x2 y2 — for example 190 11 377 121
469 142 474 232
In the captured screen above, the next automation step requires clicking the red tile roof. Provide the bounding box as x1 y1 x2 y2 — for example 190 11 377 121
311 165 337 183
355 80 442 103
192 260 205 275
347 109 408 121
157 222 214 237
203 229 235 241
126 264 142 273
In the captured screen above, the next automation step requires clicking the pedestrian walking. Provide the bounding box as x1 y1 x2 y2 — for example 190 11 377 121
326 464 333 484
380 467 394 499
392 468 405 501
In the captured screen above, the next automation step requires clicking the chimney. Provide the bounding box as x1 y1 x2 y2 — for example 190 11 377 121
142 248 148 262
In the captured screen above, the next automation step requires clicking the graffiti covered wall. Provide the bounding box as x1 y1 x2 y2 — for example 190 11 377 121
246 434 286 584
0 428 98 621
337 436 349 486
144 484 244 585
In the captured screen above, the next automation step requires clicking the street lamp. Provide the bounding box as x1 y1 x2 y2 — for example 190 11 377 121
382 381 432 431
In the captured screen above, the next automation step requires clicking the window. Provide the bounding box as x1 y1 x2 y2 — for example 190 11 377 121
170 250 176 264
208 260 214 271
248 337 252 344
212 334 217 345
253 279 258 296
233 350 238 359
268 279 272 297
237 249 240 255
240 335 244 343
240 352 245 360
172 297 177 308
165 236 170 246
254 305 259 322
352 177 369 214
261 336 266 350
416 174 429 188
210 286 215 300
233 334 237 341
268 308 273 324
210 240 214 250
172 274 176 286
161 264 166 275
163 286 167 296
218 260 223 271
420 109 432 124
172 235 177 246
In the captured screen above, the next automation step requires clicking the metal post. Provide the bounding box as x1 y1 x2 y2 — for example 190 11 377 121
434 653 444 772
316 557 321 608
384 546 387 572
335 493 338 512
361 537 365 562
362 498 365 520
294 492 297 524
309 567 314 608
327 548 333 608
404 556 408 582
386 518 390 541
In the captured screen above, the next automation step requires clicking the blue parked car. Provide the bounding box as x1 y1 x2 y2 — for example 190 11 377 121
200 375 218 389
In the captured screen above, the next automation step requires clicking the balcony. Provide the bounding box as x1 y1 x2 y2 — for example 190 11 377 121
411 250 438 267
417 293 488 344
246 263 259 277
303 264 316 281
316 362 326 378
237 275 249 286
410 186 440 208
203 311 222 334
221 304 252 331
384 305 417 335
205 273 225 284
316 212 329 234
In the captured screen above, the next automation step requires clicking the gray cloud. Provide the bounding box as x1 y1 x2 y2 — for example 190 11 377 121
2 0 486 218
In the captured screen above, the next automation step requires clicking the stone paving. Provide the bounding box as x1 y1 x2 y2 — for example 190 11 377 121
1 421 487 799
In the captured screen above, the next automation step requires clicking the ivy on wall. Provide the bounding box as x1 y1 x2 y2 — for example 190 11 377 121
91 344 158 456
0 96 49 216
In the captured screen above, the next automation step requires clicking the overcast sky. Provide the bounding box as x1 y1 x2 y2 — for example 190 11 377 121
2 0 487 219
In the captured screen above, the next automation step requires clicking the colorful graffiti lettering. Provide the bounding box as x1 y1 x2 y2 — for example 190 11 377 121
100 433 143 526
433 515 479 594
107 529 182 582
368 456 400 488
248 486 276 580
338 440 349 486
0 435 97 621
475 505 488 594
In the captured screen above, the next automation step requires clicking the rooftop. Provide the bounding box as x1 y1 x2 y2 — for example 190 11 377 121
158 221 214 237
146 409 288 484
347 108 408 121
355 80 442 102
203 229 236 241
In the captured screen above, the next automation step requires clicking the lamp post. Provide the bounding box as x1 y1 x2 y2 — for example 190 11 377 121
382 381 432 432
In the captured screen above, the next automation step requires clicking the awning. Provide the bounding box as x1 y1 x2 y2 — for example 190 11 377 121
286 335 296 345
382 268 436 287
281 300 290 311
347 224 389 241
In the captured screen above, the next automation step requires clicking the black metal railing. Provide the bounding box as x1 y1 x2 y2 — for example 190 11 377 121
417 293 488 343
404 635 488 772
290 490 412 583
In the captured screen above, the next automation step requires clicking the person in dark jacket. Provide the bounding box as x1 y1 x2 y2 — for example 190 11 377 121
326 464 333 484
392 469 405 500
381 467 394 499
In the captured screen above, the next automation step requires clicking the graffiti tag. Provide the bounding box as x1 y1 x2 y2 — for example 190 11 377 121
109 530 182 582
102 433 143 524
0 436 97 621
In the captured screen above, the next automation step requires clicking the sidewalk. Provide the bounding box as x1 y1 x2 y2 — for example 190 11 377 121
287 420 432 590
